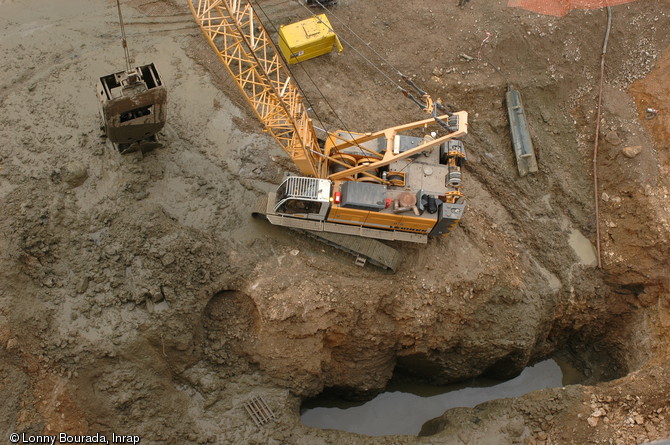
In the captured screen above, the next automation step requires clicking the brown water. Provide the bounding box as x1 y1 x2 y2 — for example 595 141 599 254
301 358 584 436
568 229 598 266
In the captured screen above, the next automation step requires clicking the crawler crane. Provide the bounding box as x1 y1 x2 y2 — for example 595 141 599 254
187 0 469 269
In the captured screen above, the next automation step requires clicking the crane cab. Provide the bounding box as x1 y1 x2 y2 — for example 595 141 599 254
274 177 332 220
97 63 167 154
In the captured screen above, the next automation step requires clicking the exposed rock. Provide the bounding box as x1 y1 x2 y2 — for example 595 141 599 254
622 145 642 158
646 422 657 436
605 130 622 145
61 162 88 187
592 408 607 417
76 277 89 294
161 253 176 266
6 338 18 350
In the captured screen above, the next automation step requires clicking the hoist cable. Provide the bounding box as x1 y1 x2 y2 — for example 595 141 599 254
297 2 405 92
116 0 132 72
250 0 384 181
309 1 407 80
299 2 453 121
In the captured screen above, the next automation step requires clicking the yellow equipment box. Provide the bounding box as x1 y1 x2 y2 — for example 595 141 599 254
278 14 343 64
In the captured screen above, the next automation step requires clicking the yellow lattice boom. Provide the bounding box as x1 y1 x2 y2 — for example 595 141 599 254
187 0 323 178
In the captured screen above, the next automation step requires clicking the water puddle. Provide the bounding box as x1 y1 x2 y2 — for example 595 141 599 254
301 358 584 437
568 229 597 266
538 263 562 291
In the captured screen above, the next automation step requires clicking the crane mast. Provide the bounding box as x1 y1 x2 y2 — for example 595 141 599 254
187 0 323 177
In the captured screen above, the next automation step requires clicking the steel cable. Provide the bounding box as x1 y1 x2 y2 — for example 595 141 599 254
592 6 612 269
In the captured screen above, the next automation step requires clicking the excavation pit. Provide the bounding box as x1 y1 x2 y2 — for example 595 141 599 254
301 356 586 436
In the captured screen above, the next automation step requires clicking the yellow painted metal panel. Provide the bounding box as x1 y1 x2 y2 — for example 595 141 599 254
364 211 401 228
278 14 343 64
397 215 435 233
328 205 435 234
327 206 368 224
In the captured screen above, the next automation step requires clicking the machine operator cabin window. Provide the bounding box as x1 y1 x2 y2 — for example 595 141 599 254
278 199 323 215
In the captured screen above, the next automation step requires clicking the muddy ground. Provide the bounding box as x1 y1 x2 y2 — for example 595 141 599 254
0 0 669 444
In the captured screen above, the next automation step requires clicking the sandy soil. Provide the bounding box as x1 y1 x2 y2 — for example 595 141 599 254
1 0 669 444
507 0 661 17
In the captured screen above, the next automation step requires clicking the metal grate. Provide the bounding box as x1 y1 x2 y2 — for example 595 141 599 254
284 176 321 200
243 395 276 427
